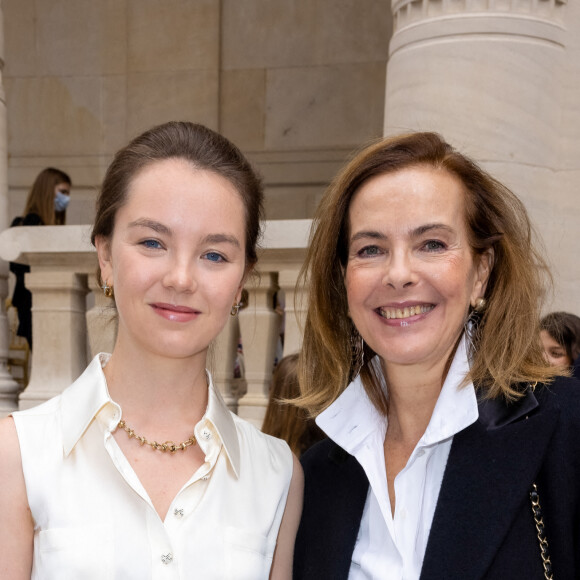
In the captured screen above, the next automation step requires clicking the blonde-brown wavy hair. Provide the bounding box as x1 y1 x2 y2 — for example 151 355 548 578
298 132 559 417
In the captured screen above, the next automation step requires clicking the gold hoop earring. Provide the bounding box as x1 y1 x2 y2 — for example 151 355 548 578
474 297 486 312
230 302 242 317
102 281 114 298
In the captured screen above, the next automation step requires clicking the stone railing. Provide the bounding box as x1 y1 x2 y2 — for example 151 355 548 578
0 220 312 428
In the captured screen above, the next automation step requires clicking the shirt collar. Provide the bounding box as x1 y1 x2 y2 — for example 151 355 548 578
317 334 479 453
62 353 120 456
419 335 479 447
203 373 241 477
61 354 241 476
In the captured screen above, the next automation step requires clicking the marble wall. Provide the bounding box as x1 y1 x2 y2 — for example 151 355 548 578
3 0 390 223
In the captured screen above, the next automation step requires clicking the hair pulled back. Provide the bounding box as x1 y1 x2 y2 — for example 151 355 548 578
91 121 263 284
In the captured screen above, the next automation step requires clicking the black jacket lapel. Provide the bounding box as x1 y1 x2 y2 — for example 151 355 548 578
294 439 369 579
420 388 560 580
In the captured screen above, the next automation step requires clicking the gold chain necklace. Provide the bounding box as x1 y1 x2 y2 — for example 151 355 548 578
117 419 197 454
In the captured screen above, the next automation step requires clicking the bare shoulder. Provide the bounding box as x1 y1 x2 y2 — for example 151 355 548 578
0 415 22 466
0 415 34 579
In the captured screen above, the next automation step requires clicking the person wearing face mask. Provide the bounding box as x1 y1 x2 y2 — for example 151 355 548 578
9 167 72 347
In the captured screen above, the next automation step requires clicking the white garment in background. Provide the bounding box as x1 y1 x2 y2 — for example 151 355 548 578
316 336 479 580
13 353 293 580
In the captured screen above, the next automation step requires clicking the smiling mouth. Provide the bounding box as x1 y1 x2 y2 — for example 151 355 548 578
152 303 198 314
378 305 435 320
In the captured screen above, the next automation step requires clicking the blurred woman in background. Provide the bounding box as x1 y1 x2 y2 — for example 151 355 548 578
262 354 325 457
9 167 72 347
540 311 580 378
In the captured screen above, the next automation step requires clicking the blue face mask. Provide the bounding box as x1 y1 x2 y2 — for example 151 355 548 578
54 190 70 212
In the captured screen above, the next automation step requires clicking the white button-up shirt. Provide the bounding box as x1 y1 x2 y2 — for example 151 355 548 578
13 354 293 580
316 336 479 580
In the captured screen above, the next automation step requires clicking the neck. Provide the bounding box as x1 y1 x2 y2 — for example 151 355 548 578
103 340 209 425
382 353 453 445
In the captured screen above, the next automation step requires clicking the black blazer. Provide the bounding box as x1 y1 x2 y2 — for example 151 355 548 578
294 376 580 579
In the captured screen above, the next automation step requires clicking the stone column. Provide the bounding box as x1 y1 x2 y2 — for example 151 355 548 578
385 1 567 161
86 273 117 359
0 3 20 416
19 271 90 410
384 0 573 305
211 313 241 413
237 273 281 428
278 268 307 358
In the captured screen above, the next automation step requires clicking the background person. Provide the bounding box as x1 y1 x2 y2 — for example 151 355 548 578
293 132 580 579
262 354 325 457
540 311 580 378
9 167 71 347
0 122 302 579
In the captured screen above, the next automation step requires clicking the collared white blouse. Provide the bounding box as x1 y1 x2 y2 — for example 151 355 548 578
13 354 293 580
316 336 479 580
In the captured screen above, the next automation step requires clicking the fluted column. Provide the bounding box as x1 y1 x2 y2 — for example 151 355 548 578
0 3 20 416
237 273 281 428
19 271 90 410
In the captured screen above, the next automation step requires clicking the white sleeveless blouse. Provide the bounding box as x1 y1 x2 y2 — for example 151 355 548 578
13 354 293 580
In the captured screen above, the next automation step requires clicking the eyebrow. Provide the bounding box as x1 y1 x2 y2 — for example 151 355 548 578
350 223 455 243
128 220 241 248
202 233 241 248
128 218 171 235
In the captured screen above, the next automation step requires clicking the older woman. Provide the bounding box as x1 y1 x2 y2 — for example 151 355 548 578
293 132 580 579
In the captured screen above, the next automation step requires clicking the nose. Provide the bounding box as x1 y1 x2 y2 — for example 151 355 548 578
382 248 417 289
163 254 198 293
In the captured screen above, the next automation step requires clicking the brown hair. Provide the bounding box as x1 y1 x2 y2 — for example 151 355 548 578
91 121 264 285
540 312 580 364
262 354 325 456
298 132 559 416
23 167 71 226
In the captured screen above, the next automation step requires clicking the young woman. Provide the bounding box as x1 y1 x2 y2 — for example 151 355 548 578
0 122 302 579
293 132 580 579
9 167 72 347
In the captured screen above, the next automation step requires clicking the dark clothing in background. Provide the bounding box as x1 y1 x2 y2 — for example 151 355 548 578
574 355 580 380
9 213 43 348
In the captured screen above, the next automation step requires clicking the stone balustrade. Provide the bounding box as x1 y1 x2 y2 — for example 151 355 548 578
0 220 312 427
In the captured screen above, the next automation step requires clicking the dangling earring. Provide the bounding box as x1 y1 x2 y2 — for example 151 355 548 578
230 302 242 317
474 297 486 312
102 281 114 298
350 326 365 380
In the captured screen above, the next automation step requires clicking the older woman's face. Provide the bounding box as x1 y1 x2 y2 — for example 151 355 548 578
345 165 492 372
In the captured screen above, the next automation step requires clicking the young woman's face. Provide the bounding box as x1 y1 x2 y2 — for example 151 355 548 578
540 330 571 368
96 158 247 361
345 165 492 374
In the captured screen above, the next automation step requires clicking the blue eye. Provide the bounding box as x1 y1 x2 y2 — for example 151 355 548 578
141 239 162 249
205 252 225 263
358 245 381 257
424 240 445 251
